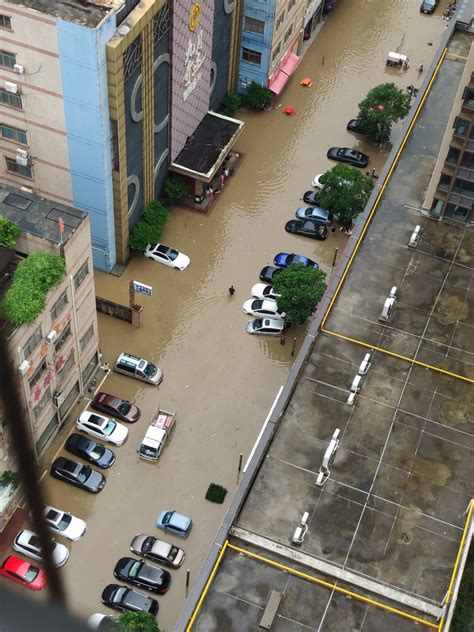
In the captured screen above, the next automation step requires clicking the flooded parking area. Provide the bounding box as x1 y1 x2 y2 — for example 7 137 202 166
2 0 450 629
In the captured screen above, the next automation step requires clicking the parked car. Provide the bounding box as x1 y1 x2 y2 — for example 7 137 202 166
114 353 163 386
246 318 286 336
101 584 159 616
346 118 366 134
156 510 192 538
303 190 321 205
312 173 326 189
285 220 329 240
242 298 285 320
144 243 190 270
51 456 106 494
295 207 333 225
259 266 282 283
41 505 86 541
65 433 116 469
251 283 281 301
327 147 369 168
87 614 118 631
420 0 438 13
274 253 319 269
130 534 185 569
113 557 171 595
0 555 47 591
91 392 140 423
13 529 69 567
76 411 128 447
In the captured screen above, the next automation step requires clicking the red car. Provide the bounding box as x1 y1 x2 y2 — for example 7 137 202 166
0 555 47 591
91 392 140 423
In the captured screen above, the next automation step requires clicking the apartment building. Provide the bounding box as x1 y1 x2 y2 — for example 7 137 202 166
0 184 99 529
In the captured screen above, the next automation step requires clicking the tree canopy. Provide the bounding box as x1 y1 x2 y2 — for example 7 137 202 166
118 611 160 632
128 200 169 251
357 82 411 144
273 263 327 325
318 164 374 224
0 215 20 248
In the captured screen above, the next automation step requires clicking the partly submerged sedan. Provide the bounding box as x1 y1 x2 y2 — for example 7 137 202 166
295 207 333 225
114 557 171 594
285 220 328 240
101 584 158 616
130 534 185 569
144 243 190 270
251 283 281 301
242 298 285 320
327 147 369 168
259 266 283 284
246 318 285 336
273 253 319 269
156 510 192 538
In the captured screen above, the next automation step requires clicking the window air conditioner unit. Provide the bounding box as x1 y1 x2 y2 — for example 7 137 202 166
18 360 30 376
5 81 19 94
46 329 57 344
53 392 65 408
13 64 24 74
16 148 29 166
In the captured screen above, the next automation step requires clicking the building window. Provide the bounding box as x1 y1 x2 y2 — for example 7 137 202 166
445 147 460 165
460 151 474 169
242 47 262 66
453 117 469 137
244 16 265 35
284 24 293 43
57 350 75 383
276 11 285 30
462 87 474 108
0 124 26 144
29 360 47 389
430 198 443 216
33 387 51 420
54 322 72 353
35 414 59 456
0 50 15 69
73 260 89 290
0 16 11 30
23 326 42 359
272 43 281 62
444 202 470 222
0 89 21 109
80 324 94 352
5 157 31 178
50 290 68 322
438 174 452 190
452 178 474 197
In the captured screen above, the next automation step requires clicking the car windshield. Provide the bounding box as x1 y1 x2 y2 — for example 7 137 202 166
118 402 131 415
103 420 116 436
253 320 263 331
143 363 157 378
24 566 39 583
128 561 141 578
162 511 173 525
168 546 179 561
90 444 106 459
57 514 72 531
78 465 92 483
142 536 154 552
251 300 263 309
167 249 179 260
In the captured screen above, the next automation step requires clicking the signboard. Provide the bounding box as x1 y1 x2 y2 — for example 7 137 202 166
133 281 153 297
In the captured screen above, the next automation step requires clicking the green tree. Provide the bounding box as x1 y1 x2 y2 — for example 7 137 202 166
318 164 374 224
220 91 242 117
452 548 474 632
118 611 160 632
128 200 169 251
0 215 21 248
357 82 411 144
243 82 273 111
163 174 190 202
272 263 327 325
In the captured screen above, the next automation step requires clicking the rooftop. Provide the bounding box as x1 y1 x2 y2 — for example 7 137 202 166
0 185 87 246
186 27 474 632
2 0 121 28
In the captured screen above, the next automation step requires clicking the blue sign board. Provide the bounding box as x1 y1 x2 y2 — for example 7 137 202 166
133 281 153 297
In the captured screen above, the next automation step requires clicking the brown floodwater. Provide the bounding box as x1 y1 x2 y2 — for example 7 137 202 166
11 1 446 629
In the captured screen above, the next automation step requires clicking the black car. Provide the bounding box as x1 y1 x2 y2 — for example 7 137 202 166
50 456 105 493
65 433 116 469
101 584 159 616
259 266 283 283
285 220 328 240
346 119 366 135
420 0 437 14
114 557 171 595
302 190 321 206
327 147 369 168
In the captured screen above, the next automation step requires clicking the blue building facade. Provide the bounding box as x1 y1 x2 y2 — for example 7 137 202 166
238 1 275 92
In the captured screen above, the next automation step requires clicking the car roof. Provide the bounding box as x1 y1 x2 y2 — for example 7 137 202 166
55 456 80 473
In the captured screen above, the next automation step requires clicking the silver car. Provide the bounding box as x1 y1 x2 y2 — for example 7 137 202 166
114 353 163 386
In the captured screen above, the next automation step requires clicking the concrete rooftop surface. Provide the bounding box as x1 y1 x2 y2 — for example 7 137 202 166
189 28 474 632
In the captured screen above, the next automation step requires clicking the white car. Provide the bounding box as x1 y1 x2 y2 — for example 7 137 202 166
144 243 190 270
77 411 128 447
246 318 286 336
242 298 286 320
312 173 325 189
87 613 116 630
13 529 69 567
251 283 281 301
41 506 86 541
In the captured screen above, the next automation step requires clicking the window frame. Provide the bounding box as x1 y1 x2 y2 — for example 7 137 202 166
73 260 89 290
55 322 72 354
33 387 51 419
0 15 12 30
50 290 69 322
57 350 75 383
5 157 32 178
272 42 281 62
242 47 262 66
80 324 94 352
0 89 22 110
244 16 265 35
24 326 42 359
275 10 285 30
29 360 47 389
284 23 293 43
0 123 27 144
0 50 16 69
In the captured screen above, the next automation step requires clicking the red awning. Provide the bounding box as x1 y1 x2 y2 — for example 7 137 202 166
268 53 301 95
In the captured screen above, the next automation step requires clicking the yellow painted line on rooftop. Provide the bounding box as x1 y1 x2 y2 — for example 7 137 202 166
445 500 474 604
446 52 468 60
319 47 473 384
227 543 439 629
186 540 229 631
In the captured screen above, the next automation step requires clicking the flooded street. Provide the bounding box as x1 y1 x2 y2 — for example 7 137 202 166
27 1 448 629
